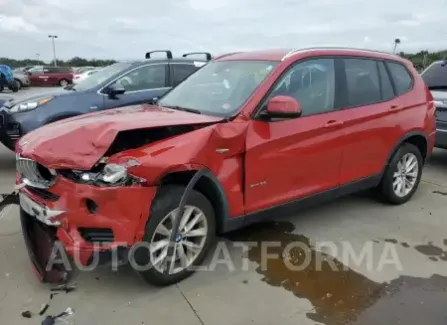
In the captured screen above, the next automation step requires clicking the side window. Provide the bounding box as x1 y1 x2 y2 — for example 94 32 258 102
387 62 413 95
115 64 167 92
344 58 381 107
172 64 198 86
377 61 394 101
268 58 335 117
29 67 43 75
43 67 52 74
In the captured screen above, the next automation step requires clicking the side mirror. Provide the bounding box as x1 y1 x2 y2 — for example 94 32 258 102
265 95 302 118
106 83 126 97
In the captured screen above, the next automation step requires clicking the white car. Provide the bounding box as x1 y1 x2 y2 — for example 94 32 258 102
73 68 101 83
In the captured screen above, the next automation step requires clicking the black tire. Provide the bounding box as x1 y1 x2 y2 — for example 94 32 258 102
376 143 423 205
14 78 23 89
0 84 4 92
8 81 19 92
135 185 216 286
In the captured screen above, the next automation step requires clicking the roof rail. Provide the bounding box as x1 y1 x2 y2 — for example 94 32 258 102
281 47 397 61
145 50 173 59
182 52 212 61
213 52 244 60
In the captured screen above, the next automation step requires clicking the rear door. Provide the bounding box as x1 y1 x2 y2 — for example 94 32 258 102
170 63 200 87
102 63 170 109
336 57 412 184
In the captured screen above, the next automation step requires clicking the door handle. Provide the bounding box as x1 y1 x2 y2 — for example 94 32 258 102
389 105 402 111
324 120 344 128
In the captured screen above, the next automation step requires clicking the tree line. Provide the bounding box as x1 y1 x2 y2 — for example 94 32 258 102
0 56 117 68
1 50 446 69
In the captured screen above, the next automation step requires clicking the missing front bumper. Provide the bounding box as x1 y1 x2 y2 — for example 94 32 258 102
0 191 70 283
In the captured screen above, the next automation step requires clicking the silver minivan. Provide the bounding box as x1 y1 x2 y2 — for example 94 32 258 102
421 60 447 149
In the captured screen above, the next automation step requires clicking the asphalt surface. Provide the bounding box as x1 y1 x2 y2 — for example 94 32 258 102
1 87 447 325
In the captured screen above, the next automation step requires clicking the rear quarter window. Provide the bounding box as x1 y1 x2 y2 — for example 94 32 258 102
386 62 413 95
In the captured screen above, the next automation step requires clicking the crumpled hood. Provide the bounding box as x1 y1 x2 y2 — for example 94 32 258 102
17 104 224 170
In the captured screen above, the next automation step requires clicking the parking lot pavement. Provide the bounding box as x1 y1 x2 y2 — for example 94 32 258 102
1 88 447 324
0 86 54 101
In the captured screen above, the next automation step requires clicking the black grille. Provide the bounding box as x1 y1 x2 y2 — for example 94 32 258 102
25 186 60 201
79 228 114 243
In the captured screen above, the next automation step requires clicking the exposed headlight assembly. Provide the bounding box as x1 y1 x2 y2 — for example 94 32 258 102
58 163 145 187
9 97 53 113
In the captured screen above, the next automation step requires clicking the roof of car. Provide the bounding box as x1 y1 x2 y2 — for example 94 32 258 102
216 47 408 63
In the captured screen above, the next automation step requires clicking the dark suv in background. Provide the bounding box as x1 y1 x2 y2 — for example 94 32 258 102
421 60 447 149
0 50 212 150
26 66 74 87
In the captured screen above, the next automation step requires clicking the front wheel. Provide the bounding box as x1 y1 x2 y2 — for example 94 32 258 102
135 185 216 286
376 143 423 204
14 79 22 89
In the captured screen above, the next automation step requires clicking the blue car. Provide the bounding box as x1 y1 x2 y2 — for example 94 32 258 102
0 50 211 150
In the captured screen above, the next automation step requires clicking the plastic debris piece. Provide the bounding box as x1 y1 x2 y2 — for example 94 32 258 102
39 303 50 315
50 283 77 293
41 316 55 325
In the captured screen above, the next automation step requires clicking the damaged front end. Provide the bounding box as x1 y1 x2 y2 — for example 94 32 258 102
0 191 69 284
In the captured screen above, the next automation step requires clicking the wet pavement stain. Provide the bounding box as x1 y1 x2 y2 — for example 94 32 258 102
384 238 398 244
225 221 447 325
432 190 447 196
415 243 444 256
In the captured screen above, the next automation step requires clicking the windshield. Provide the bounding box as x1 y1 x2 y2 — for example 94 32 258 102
158 60 279 116
73 62 134 90
421 62 447 89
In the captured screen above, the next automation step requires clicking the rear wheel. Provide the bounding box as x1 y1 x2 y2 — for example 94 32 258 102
59 79 68 87
376 143 423 204
134 186 216 286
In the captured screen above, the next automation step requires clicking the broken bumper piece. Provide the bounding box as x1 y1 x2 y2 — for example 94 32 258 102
20 208 70 283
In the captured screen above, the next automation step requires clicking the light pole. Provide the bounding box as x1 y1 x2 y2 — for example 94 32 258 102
36 53 40 61
393 38 401 54
48 35 58 66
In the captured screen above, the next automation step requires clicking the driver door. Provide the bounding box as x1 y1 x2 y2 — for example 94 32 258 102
102 63 170 110
244 58 345 213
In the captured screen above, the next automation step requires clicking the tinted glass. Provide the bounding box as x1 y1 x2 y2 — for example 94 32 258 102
421 62 447 89
378 61 394 101
387 62 413 94
115 64 167 91
73 62 134 91
344 58 381 107
158 60 278 117
268 58 335 116
172 64 199 86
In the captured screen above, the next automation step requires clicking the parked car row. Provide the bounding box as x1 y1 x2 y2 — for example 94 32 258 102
1 47 441 287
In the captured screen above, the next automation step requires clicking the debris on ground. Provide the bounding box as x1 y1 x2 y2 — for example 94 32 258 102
21 310 33 318
50 283 77 293
41 307 74 325
39 303 50 315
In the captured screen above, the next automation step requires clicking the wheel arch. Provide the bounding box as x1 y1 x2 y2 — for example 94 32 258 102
157 168 230 234
386 131 428 169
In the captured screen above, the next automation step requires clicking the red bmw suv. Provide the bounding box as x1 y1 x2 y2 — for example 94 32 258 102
14 47 436 286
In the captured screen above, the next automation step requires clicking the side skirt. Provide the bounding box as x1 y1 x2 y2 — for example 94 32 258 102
221 174 382 233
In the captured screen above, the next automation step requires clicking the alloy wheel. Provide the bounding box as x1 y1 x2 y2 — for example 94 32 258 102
392 153 419 197
149 205 208 274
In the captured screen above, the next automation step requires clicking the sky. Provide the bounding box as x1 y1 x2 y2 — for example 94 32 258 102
0 0 447 61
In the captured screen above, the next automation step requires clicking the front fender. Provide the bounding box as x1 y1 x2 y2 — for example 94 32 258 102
108 122 248 185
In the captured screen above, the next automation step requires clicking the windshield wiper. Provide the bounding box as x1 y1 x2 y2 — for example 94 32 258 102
162 105 201 115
